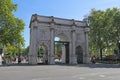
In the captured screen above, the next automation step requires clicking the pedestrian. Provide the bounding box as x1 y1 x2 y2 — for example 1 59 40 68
91 55 96 64
18 57 21 64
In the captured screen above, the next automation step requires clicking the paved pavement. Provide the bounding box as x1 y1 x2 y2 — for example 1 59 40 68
0 64 120 80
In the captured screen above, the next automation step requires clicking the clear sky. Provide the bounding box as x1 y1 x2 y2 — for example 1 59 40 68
13 0 120 47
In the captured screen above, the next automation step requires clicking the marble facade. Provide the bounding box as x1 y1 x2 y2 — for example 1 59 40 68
29 14 90 64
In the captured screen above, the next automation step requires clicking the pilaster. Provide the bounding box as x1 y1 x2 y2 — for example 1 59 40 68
61 45 66 63
49 17 55 64
84 28 90 63
71 30 77 64
28 26 38 64
70 20 77 64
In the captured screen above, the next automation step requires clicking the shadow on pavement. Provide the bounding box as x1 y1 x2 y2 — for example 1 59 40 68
57 63 120 68
0 63 49 67
1 63 120 68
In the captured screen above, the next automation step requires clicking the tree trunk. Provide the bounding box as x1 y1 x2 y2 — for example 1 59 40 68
100 48 103 62
118 42 120 50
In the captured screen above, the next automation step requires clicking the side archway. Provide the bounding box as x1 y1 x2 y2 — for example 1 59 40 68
76 45 83 64
37 45 48 64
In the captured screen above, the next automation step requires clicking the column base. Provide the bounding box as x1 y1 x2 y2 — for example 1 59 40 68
0 55 2 65
83 54 91 64
70 55 77 64
28 55 37 65
49 56 55 64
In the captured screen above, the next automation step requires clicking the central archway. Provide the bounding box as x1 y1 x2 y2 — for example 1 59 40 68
54 33 70 64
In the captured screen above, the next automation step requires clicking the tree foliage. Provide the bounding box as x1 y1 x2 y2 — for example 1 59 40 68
0 0 25 56
87 7 120 57
23 46 29 55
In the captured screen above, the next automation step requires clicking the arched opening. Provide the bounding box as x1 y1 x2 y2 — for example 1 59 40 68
37 45 48 64
54 33 69 64
76 46 83 64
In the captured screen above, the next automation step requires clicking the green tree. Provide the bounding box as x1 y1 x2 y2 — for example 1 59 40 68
5 43 17 57
109 8 120 49
55 43 62 55
23 46 29 55
0 0 25 57
84 8 120 59
87 8 120 60
88 9 107 60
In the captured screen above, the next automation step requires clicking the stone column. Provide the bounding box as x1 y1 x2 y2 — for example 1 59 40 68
28 27 33 64
0 55 2 65
84 28 90 63
61 45 66 63
71 30 77 64
28 26 38 64
69 42 72 64
50 27 55 64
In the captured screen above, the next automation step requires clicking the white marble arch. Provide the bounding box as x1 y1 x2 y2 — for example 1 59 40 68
29 14 90 64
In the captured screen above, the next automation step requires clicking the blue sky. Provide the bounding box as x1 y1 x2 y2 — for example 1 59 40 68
13 0 120 47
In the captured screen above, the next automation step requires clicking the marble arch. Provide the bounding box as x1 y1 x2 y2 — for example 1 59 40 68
29 14 90 64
